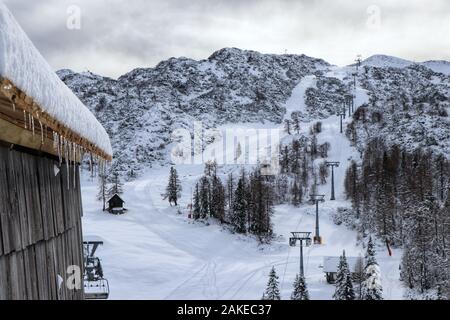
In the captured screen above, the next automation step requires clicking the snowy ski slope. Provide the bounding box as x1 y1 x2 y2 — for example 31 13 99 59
81 68 404 300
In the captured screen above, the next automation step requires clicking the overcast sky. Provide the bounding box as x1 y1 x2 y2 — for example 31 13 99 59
3 0 450 78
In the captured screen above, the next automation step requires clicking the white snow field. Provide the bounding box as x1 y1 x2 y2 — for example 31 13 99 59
0 3 112 156
81 72 404 300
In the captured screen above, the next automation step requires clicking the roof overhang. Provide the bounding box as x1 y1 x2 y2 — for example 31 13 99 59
0 78 112 161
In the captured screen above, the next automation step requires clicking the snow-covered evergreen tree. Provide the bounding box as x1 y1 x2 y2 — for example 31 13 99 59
361 264 383 300
264 266 281 300
291 274 309 300
361 237 383 300
333 250 355 300
232 174 247 233
193 183 201 220
365 237 377 267
198 176 210 219
353 255 365 300
291 111 301 134
211 174 226 222
165 166 182 206
291 180 302 207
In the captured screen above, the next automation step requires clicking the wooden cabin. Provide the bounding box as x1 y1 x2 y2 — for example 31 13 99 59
323 256 361 284
0 3 112 300
107 194 125 214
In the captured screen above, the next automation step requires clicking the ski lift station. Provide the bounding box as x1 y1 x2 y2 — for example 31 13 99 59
0 3 112 299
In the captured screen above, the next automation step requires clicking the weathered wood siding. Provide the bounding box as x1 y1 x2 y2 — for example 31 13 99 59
0 143 84 300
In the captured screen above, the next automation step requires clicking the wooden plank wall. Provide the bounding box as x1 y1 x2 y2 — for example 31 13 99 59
0 144 84 300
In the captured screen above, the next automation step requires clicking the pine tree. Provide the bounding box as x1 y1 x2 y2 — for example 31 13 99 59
291 180 302 207
291 274 309 300
193 183 201 220
361 264 383 300
165 166 182 206
107 172 124 198
436 284 447 300
232 174 247 233
291 112 301 134
211 174 226 223
354 255 365 299
199 176 210 219
280 145 290 174
284 119 291 135
248 168 274 241
333 250 355 300
264 267 281 300
361 237 383 300
365 237 377 267
96 172 108 211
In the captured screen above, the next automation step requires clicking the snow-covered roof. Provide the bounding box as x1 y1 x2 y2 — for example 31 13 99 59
323 256 360 273
0 3 112 159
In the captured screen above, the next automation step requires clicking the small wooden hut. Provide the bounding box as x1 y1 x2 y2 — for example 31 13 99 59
107 194 125 214
323 256 360 284
0 3 112 300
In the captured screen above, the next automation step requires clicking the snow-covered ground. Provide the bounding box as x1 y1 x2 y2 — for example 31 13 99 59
81 70 404 300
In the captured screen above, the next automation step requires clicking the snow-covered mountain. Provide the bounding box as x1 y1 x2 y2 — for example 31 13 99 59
58 49 450 178
360 54 414 68
358 54 450 75
58 48 329 177
71 49 450 300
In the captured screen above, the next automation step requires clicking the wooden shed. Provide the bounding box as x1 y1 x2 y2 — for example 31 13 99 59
107 194 125 214
0 3 112 300
323 256 361 284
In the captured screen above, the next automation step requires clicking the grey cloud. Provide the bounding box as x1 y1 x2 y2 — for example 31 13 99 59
3 0 450 78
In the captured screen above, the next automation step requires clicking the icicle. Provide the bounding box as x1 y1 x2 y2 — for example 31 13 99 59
28 113 32 132
23 110 27 129
89 152 93 177
31 115 35 136
58 134 62 166
12 101 16 111
65 138 70 190
39 120 44 145
73 142 76 188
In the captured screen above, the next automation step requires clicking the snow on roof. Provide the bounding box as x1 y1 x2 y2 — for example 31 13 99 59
323 256 361 273
0 3 112 159
83 235 104 243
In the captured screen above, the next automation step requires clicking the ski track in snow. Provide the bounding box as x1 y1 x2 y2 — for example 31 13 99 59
81 70 404 300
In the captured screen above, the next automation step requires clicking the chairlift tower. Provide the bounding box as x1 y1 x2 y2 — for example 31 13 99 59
310 194 325 244
325 162 340 200
338 111 346 133
351 94 355 113
355 55 362 71
346 95 352 117
342 101 346 119
289 232 312 277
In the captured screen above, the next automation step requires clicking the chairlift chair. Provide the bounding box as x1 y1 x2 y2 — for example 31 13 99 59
83 240 110 300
